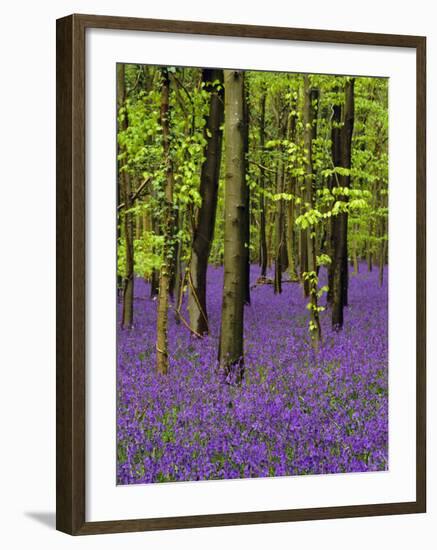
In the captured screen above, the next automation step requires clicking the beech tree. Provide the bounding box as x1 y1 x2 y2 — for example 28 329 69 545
117 64 134 329
273 90 289 295
218 70 246 382
156 68 175 374
302 76 322 344
243 78 251 305
258 87 268 279
327 93 342 304
188 69 224 335
286 94 299 282
332 78 355 330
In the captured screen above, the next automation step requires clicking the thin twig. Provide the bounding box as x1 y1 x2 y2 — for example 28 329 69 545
248 159 276 174
117 177 151 210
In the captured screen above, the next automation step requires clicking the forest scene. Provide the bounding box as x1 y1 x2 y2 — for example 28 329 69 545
116 64 389 485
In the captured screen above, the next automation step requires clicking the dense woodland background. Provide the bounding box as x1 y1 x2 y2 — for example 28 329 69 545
117 65 388 380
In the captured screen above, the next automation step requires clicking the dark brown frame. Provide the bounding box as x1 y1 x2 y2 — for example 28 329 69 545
56 13 427 536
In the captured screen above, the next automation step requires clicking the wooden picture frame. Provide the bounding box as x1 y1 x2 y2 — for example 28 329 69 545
56 13 426 535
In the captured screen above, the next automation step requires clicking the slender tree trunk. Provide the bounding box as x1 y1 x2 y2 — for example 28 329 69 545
342 233 349 307
243 77 251 304
170 208 186 304
156 68 176 375
117 64 134 329
174 210 185 323
300 215 309 295
379 216 387 287
274 93 289 294
274 159 285 294
303 76 321 345
274 98 285 294
150 210 160 298
332 78 355 330
267 205 275 270
378 240 385 287
218 70 246 383
116 162 123 299
258 89 268 279
168 209 179 301
286 184 298 281
367 239 373 272
141 208 149 285
188 69 224 335
286 99 299 282
351 224 360 275
150 271 159 298
142 209 149 235
299 82 310 298
327 95 342 304
135 212 141 239
352 226 359 275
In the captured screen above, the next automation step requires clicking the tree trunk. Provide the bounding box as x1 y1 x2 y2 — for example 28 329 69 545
274 93 290 295
168 209 179 301
299 87 310 297
117 64 134 329
342 233 349 307
188 69 224 335
352 229 359 275
150 211 160 298
303 76 321 346
218 70 246 383
300 222 309 296
258 89 268 278
156 68 175 375
116 155 123 299
327 95 342 304
174 211 185 323
332 78 355 330
267 205 275 270
379 216 387 287
274 159 285 294
135 212 141 239
243 78 251 305
286 98 299 282
367 241 373 272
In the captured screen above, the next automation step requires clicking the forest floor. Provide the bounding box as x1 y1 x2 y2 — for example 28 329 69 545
117 263 388 484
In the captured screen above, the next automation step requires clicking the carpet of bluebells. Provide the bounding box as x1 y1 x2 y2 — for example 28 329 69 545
117 264 388 484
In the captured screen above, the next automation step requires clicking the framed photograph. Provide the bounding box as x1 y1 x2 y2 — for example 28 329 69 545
56 14 426 535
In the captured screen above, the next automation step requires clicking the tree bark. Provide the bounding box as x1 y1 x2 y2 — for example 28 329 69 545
367 232 373 272
117 64 134 329
378 205 387 287
274 93 289 294
150 211 160 298
352 224 359 275
300 222 309 296
327 94 342 304
299 83 309 298
332 78 355 330
218 70 246 383
188 69 224 335
174 210 185 323
156 68 176 375
267 199 275 270
274 158 286 294
258 89 268 278
286 97 299 282
303 76 321 345
243 78 251 305
378 232 386 287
